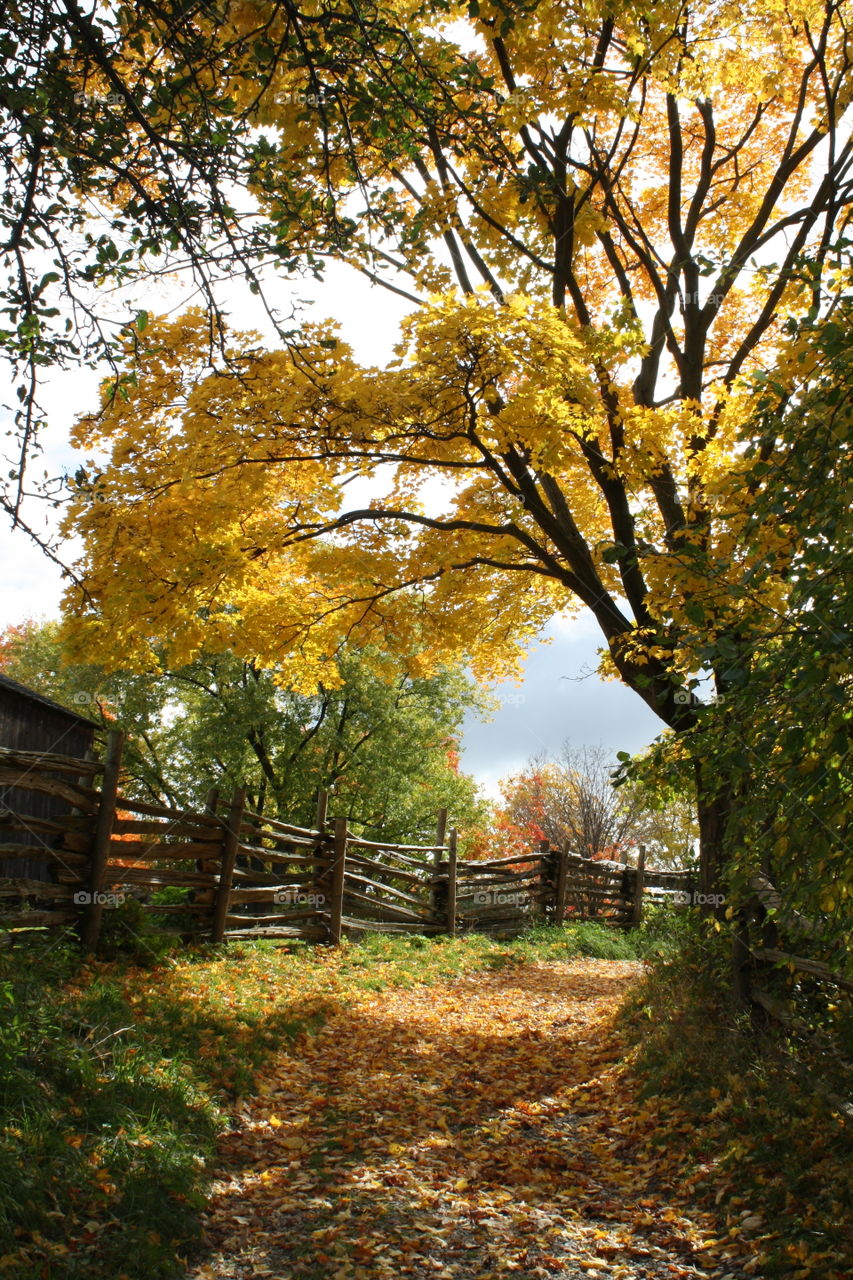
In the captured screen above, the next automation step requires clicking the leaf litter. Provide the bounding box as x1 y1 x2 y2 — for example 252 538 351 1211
185 959 766 1280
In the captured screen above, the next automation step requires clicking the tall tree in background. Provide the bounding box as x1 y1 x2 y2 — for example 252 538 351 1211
493 744 697 864
0 620 488 842
30 0 853 900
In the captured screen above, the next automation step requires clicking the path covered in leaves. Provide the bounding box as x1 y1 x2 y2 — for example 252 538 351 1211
187 960 752 1280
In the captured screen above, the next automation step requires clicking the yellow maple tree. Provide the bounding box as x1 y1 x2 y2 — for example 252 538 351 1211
63 0 853 892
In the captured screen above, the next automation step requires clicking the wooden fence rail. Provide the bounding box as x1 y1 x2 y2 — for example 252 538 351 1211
0 733 698 952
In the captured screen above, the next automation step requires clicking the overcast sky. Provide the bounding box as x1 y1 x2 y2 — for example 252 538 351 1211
0 262 662 792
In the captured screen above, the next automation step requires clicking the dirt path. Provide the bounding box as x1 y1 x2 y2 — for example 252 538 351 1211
186 959 750 1280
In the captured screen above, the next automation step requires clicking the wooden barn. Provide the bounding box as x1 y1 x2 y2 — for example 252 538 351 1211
0 674 97 881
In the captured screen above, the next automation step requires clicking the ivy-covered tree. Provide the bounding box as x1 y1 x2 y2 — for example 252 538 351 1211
632 295 853 959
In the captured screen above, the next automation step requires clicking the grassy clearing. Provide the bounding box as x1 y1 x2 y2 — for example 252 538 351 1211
1 913 847 1278
0 920 650 1279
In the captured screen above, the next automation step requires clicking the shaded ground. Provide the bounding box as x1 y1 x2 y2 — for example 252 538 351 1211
185 959 755 1280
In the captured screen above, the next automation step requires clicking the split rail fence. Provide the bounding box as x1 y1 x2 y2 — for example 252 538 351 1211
1 733 693 951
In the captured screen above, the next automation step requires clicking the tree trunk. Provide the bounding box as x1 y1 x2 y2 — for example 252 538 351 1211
694 759 730 906
695 762 758 1007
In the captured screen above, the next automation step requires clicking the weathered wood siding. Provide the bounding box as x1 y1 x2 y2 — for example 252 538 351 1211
0 677 96 881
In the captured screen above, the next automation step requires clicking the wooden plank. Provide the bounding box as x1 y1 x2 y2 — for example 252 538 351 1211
0 769 98 812
536 839 551 922
342 886 433 924
106 867 218 888
563 868 624 885
644 870 693 888
310 790 329 893
58 832 94 854
339 916 443 935
0 909 79 926
81 730 123 951
116 795 222 826
344 872 428 910
227 885 322 905
224 909 323 926
0 879 76 899
562 853 624 873
455 874 543 890
111 818 222 840
224 925 329 941
117 844 318 865
748 873 825 939
211 789 245 944
0 748 103 775
344 853 427 887
347 836 441 857
236 839 322 860
327 817 347 945
0 810 92 836
0 843 86 866
753 947 853 993
237 822 322 847
106 839 226 861
138 902 211 914
239 812 321 840
455 854 547 872
565 883 626 898
458 911 533 926
230 866 294 887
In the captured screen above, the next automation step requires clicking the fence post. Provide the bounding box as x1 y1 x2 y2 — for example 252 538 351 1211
445 828 458 936
310 788 330 911
211 787 245 944
82 729 124 953
631 843 646 927
427 803 448 906
554 844 569 926
190 787 220 915
327 816 348 945
538 838 551 921
429 808 448 921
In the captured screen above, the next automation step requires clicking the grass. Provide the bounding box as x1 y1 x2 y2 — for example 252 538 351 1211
618 923 853 1277
1 911 846 1278
0 919 646 1279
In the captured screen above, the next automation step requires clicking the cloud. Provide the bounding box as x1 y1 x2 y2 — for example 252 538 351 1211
460 615 661 794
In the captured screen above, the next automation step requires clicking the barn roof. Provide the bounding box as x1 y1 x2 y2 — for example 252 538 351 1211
0 672 98 728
